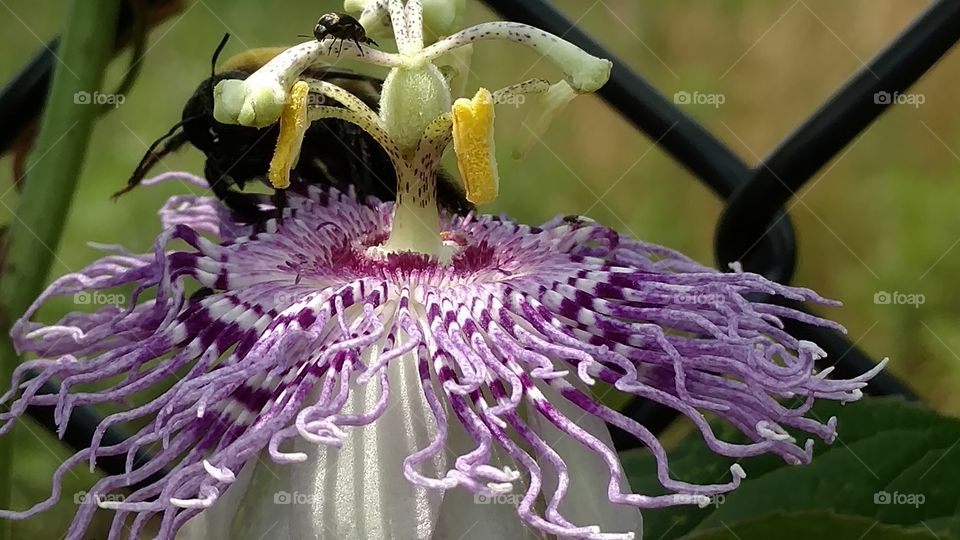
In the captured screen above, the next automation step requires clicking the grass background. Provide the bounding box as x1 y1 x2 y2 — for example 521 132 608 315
0 0 958 537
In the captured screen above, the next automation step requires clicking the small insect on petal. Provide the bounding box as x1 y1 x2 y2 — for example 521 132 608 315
268 80 311 189
452 87 499 205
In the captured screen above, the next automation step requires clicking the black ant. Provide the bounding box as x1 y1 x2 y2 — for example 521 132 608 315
312 13 379 56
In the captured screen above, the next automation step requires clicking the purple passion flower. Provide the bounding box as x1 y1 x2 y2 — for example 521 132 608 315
0 173 883 539
0 1 884 538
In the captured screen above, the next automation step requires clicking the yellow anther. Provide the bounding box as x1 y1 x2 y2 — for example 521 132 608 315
268 80 311 189
452 87 499 205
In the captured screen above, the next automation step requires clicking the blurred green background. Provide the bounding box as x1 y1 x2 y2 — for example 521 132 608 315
0 0 958 537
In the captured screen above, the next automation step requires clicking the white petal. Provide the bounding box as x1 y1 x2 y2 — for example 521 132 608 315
528 382 643 538
183 352 447 539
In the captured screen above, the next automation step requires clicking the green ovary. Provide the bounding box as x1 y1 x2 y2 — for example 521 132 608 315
379 63 452 155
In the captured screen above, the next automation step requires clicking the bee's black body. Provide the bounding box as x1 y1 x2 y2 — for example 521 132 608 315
118 35 472 224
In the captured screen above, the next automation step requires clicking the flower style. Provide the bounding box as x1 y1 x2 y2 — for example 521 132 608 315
0 1 886 540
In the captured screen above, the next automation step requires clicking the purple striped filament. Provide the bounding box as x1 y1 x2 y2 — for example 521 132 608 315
0 173 883 539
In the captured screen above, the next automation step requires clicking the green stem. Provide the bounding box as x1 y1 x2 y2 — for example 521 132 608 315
0 0 121 536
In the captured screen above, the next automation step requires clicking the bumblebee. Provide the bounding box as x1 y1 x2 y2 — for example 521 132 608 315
313 12 378 56
116 34 471 223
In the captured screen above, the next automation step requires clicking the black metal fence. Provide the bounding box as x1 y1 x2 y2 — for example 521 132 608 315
1 0 958 469
487 0 960 447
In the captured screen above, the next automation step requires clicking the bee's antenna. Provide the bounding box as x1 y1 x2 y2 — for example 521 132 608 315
113 115 200 200
206 33 231 115
117 34 233 201
297 34 312 39
212 33 231 77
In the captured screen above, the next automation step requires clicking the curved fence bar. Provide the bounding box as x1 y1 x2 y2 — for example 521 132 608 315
715 0 960 275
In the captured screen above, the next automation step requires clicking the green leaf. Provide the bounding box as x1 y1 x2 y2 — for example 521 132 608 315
682 511 955 540
622 398 960 540
693 426 960 531
876 445 960 536
907 516 958 538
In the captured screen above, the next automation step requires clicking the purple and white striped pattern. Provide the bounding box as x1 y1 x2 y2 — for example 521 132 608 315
0 173 881 539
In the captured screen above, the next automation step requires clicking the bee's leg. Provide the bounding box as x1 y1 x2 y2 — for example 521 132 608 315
349 123 372 198
205 160 261 224
328 39 337 55
273 189 287 226
338 39 345 57
326 120 371 201
435 168 475 216
205 160 232 201
189 287 215 301
354 39 364 56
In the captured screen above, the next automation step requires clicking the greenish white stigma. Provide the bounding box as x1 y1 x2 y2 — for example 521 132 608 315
212 0 612 261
